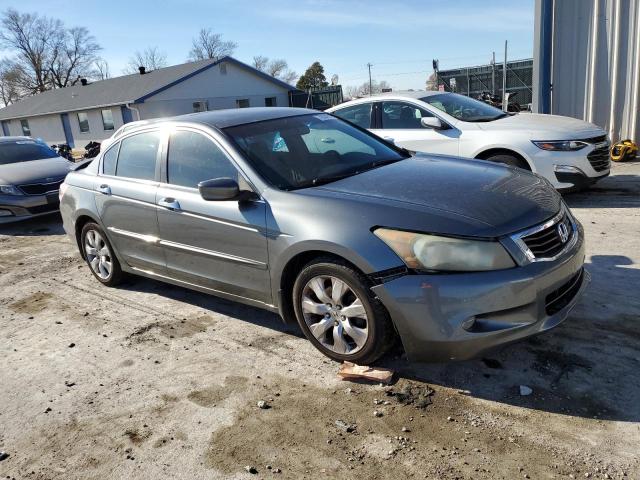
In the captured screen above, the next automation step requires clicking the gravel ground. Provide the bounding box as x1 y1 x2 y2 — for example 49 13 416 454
1 161 639 480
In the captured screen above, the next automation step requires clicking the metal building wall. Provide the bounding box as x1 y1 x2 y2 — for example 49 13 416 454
533 0 640 143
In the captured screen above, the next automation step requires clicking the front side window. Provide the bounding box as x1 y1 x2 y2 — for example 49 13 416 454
101 109 114 131
115 131 160 180
236 99 250 108
224 113 408 190
167 130 237 188
101 143 119 175
77 112 90 133
380 101 433 129
332 103 372 129
420 93 507 122
20 119 31 136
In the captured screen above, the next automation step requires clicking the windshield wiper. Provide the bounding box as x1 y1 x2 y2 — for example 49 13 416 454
292 157 404 190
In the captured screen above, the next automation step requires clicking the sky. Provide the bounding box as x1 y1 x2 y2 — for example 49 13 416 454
1 0 534 91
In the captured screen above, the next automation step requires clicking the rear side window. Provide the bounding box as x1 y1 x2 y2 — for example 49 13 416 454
332 103 372 129
115 131 160 181
101 144 119 175
167 130 237 188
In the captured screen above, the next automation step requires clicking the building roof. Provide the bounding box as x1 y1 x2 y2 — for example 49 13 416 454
0 57 296 121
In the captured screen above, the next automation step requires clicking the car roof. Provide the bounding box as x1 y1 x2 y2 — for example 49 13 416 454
0 136 37 143
329 90 448 109
118 108 320 135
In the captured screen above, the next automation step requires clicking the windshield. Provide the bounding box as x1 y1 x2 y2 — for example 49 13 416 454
421 93 508 122
0 140 61 165
224 113 408 190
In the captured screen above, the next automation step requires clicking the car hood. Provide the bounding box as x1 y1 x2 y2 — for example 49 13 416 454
0 156 73 185
310 155 562 237
476 113 605 139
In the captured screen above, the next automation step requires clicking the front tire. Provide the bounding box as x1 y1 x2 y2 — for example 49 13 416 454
81 222 123 286
292 258 395 364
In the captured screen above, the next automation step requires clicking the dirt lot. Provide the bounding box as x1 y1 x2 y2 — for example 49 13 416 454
1 161 639 480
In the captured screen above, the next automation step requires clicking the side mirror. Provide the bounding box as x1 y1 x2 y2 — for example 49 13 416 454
420 117 444 129
198 177 242 201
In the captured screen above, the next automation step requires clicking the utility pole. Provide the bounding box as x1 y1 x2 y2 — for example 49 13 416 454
491 51 496 95
502 41 508 111
367 63 373 96
432 59 439 91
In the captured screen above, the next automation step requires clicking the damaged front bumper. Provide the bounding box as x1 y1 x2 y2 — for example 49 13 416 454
371 229 588 362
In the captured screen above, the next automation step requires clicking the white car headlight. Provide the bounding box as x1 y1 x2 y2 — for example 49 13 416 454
0 185 23 196
532 140 588 151
374 228 515 272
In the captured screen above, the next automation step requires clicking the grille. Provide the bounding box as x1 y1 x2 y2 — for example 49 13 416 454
545 268 584 315
580 134 607 144
19 178 65 195
587 145 611 172
26 201 59 215
521 214 573 259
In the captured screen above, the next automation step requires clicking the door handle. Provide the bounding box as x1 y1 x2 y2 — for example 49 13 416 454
158 197 181 211
97 184 111 195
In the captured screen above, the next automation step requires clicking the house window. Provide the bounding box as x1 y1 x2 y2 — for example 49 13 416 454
192 101 208 113
236 99 250 108
20 119 31 136
77 112 90 133
220 63 227 75
265 97 277 107
101 109 114 131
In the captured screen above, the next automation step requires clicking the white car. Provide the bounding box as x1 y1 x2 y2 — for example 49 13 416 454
327 91 610 191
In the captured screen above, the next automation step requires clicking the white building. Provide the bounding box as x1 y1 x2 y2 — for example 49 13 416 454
0 57 297 146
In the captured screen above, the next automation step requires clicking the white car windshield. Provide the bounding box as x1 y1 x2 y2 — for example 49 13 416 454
421 93 508 122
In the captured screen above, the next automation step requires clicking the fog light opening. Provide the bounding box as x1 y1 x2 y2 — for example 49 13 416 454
554 165 584 174
462 316 476 332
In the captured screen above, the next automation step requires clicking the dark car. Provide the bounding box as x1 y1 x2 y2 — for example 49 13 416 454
59 108 588 363
0 136 73 223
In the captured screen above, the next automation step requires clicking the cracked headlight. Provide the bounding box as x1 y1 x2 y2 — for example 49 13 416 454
0 185 22 196
374 228 515 272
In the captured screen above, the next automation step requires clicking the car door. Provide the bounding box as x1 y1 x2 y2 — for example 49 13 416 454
155 127 270 304
95 129 165 273
370 101 460 155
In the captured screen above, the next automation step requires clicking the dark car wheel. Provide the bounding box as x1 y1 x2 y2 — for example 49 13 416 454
80 222 123 286
292 258 395 364
485 153 530 170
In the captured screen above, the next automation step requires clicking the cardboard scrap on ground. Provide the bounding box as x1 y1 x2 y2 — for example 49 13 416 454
337 361 394 384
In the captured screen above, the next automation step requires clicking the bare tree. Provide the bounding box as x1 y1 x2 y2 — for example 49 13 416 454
124 47 167 74
188 28 236 61
0 58 22 106
91 59 110 80
357 79 391 96
0 9 103 95
344 84 359 100
0 9 61 93
48 26 101 88
252 55 269 71
252 55 297 85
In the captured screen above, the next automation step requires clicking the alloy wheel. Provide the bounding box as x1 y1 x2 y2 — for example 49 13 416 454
301 275 369 355
84 229 112 280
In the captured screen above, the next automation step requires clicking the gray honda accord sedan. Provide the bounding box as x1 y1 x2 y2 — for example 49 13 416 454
59 108 588 363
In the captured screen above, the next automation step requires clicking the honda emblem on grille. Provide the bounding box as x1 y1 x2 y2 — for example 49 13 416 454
557 222 570 244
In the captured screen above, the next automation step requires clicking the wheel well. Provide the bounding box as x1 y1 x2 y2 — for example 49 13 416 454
278 251 360 324
475 148 531 170
74 215 97 259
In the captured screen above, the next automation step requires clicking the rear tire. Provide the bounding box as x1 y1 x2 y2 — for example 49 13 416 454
484 153 530 170
80 222 123 287
292 257 395 364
